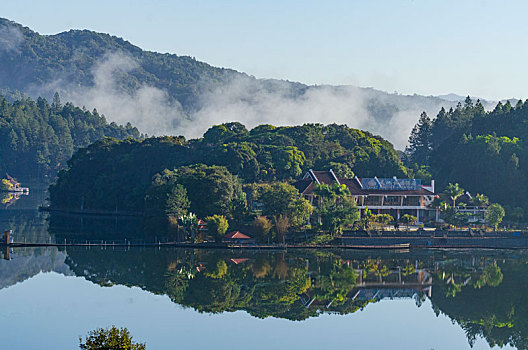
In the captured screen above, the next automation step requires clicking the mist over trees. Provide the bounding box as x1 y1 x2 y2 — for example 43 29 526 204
0 17 476 148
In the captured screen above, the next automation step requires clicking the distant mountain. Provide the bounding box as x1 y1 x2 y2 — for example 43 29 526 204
0 18 505 148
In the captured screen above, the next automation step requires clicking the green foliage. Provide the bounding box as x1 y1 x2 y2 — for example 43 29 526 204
474 261 503 289
179 212 198 242
260 182 313 227
0 94 140 183
144 183 189 218
274 214 290 244
358 207 375 230
79 326 145 350
407 97 528 215
400 214 417 225
308 234 334 245
406 111 432 165
313 183 359 235
252 216 272 243
50 122 407 214
204 260 228 279
444 183 465 207
205 215 229 242
163 165 246 220
373 213 393 224
471 193 489 207
485 203 505 229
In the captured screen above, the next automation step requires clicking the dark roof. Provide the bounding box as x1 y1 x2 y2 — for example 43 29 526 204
310 171 335 185
292 178 313 194
223 231 251 239
297 170 435 196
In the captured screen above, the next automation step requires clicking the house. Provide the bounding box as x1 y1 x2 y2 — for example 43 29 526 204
294 169 438 224
221 231 255 244
451 192 488 223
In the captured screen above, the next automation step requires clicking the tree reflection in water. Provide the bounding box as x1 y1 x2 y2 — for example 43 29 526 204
47 248 528 349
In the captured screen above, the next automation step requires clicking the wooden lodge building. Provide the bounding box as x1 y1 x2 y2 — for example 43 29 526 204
294 170 438 223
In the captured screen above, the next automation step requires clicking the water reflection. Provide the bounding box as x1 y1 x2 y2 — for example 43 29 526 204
1 192 526 349
12 247 511 349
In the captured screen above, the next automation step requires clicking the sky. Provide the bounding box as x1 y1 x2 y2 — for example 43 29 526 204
2 0 527 100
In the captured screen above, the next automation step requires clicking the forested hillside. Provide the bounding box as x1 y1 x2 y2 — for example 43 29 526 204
49 122 406 213
0 18 468 148
0 17 301 111
406 97 528 218
0 94 140 182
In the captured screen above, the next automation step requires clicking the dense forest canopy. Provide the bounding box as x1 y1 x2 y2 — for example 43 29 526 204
405 97 528 220
49 122 406 213
0 93 140 182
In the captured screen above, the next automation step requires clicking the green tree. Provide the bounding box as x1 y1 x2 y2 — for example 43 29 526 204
260 182 313 227
444 183 465 208
79 326 145 350
406 111 432 164
252 215 272 243
471 193 489 207
180 212 198 242
313 183 359 236
205 215 229 242
485 203 505 230
144 183 190 218
274 214 290 244
154 165 246 219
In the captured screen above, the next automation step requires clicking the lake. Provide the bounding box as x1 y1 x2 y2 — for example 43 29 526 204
0 193 525 349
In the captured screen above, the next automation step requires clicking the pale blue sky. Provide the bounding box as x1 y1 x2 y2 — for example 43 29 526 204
2 0 527 100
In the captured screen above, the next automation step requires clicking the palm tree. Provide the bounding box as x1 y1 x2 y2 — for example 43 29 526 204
471 193 489 207
444 183 464 208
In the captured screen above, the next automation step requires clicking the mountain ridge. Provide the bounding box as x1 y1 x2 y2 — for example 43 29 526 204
0 17 505 148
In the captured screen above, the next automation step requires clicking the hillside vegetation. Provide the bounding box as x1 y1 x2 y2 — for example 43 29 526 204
49 122 406 213
406 97 528 219
0 93 140 182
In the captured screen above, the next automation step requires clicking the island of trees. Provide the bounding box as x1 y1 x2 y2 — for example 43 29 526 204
48 119 510 244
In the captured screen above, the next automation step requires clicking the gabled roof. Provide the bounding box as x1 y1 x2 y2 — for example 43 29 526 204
310 170 335 185
296 170 436 196
223 231 251 239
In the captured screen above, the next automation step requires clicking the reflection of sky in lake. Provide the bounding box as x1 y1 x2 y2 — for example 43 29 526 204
0 272 512 350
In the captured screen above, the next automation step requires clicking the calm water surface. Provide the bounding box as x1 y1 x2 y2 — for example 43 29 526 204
0 193 525 349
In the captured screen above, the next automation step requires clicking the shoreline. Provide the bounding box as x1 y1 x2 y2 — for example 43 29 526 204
3 238 528 250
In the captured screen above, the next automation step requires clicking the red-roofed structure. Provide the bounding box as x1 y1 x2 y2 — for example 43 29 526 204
222 231 255 244
294 170 439 223
229 258 249 265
